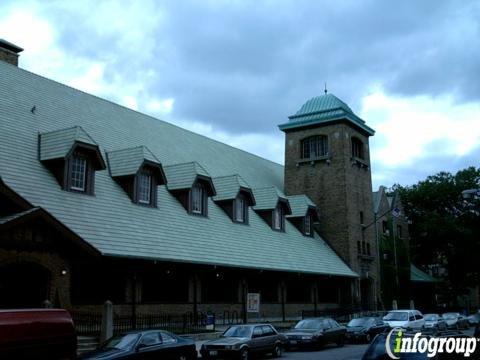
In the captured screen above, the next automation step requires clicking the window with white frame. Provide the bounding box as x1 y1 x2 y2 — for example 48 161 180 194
235 195 247 223
137 171 152 204
301 135 328 159
273 204 284 231
70 155 87 191
191 182 206 215
304 215 312 236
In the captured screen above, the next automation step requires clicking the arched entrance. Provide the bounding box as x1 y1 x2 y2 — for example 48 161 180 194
0 262 51 308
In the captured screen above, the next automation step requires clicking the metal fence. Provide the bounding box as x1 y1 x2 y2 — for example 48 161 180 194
301 308 388 323
71 311 215 337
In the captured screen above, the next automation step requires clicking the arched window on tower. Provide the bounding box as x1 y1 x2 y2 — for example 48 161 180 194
300 135 328 159
351 137 364 160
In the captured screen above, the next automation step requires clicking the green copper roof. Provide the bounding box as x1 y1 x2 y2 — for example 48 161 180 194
0 60 356 278
212 175 253 202
411 264 440 283
286 194 316 218
107 146 161 177
39 126 99 161
164 161 213 191
295 94 353 116
252 186 291 214
278 93 375 136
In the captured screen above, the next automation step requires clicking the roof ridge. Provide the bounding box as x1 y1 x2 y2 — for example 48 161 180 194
1 62 283 169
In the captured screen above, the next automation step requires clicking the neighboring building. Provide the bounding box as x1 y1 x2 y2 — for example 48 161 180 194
0 40 364 319
279 95 378 310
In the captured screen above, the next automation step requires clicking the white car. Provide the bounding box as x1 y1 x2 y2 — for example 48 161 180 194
383 310 425 329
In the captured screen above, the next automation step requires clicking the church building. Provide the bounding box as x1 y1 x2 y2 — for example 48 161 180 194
0 39 379 320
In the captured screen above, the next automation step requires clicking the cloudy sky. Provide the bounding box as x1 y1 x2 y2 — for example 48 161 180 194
1 0 479 189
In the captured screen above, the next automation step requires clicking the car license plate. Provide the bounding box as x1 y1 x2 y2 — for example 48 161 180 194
290 340 297 345
209 350 218 356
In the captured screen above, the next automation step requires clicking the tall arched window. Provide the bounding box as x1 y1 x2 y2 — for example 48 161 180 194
300 135 328 159
351 137 364 159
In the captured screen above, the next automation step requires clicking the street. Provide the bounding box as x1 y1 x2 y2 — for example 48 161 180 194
284 344 368 360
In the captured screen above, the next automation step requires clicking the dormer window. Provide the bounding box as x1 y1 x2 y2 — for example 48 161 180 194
234 195 248 223
301 135 328 159
191 182 207 215
107 146 166 207
69 154 88 191
39 126 106 196
273 204 285 231
304 215 312 236
137 171 152 205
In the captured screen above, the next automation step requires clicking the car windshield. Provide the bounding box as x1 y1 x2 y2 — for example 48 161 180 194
348 318 373 327
384 312 408 321
294 319 325 330
223 326 252 338
102 334 140 350
443 313 457 320
424 314 438 321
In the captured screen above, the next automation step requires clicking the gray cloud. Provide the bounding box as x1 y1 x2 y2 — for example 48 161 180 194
4 0 479 186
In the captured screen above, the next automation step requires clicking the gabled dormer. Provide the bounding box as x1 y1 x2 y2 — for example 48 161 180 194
38 126 106 195
286 195 319 237
164 162 216 216
252 187 291 231
212 175 255 224
106 146 167 207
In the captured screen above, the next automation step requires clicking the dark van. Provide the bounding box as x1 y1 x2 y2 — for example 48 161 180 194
0 309 77 359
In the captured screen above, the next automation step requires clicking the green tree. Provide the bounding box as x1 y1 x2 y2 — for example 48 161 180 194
394 167 480 306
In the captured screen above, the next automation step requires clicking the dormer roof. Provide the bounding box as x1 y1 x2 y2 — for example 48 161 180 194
212 174 255 205
106 146 166 183
39 126 106 169
286 194 318 220
252 186 291 214
164 161 216 195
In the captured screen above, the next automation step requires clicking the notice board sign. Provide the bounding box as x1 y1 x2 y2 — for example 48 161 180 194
247 293 260 313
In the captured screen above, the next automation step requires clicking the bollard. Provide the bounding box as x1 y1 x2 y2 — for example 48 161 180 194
101 300 113 343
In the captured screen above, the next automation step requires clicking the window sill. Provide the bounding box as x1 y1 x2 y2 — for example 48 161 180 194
358 254 375 261
351 157 369 169
296 155 330 166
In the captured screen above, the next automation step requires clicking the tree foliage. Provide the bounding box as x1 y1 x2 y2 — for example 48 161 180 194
393 167 480 302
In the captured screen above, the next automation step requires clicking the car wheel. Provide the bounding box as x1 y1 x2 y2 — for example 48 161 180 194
178 355 187 360
337 336 345 347
273 344 282 358
365 333 372 343
240 348 249 360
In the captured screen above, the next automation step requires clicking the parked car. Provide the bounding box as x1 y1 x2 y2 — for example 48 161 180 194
346 317 388 343
200 324 286 360
467 312 480 326
423 314 447 330
442 312 469 329
283 317 346 349
0 309 76 359
382 309 425 329
79 330 197 360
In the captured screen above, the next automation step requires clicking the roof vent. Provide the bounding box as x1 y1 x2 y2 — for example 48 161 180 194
0 39 23 66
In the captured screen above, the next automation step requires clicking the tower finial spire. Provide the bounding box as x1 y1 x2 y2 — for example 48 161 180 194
324 82 328 94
